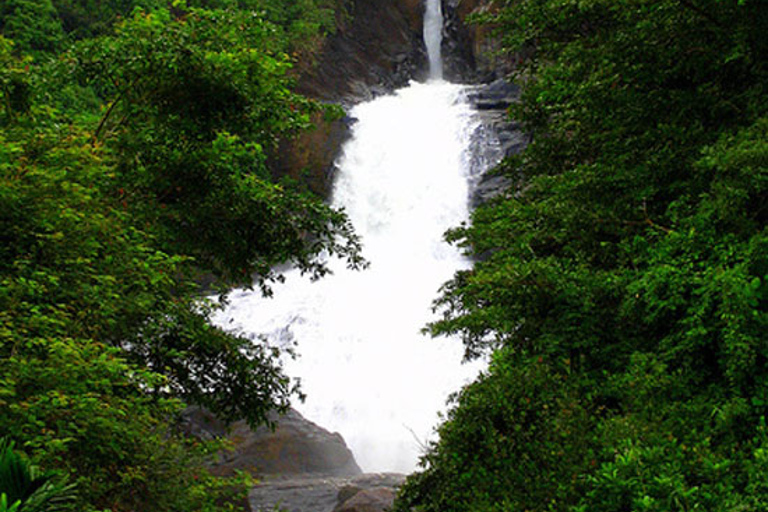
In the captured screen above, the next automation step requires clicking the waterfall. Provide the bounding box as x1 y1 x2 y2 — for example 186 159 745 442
216 83 483 473
423 0 444 80
214 0 493 474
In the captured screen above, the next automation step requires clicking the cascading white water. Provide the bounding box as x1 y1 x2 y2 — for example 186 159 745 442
214 0 489 474
216 82 482 473
423 0 444 79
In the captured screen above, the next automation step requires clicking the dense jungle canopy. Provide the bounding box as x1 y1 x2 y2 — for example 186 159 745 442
396 1 768 511
0 1 360 510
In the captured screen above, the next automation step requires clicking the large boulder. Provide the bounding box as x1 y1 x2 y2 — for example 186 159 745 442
334 487 396 512
182 407 362 478
219 409 362 478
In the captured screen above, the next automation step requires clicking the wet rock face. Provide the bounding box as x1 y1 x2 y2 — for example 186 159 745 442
464 79 529 206
441 0 479 83
294 0 513 99
276 0 523 199
271 112 354 198
441 0 516 83
297 0 428 104
466 78 521 112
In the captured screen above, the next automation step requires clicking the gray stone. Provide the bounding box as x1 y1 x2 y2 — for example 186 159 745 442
466 79 521 111
180 406 229 440
249 473 405 512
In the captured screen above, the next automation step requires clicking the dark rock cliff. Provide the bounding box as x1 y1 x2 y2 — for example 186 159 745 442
297 0 428 104
271 111 354 198
273 0 429 197
295 0 512 100
442 0 515 82
441 0 478 82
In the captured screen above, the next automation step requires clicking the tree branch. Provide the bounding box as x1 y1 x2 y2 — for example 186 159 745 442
92 76 142 144
677 0 724 29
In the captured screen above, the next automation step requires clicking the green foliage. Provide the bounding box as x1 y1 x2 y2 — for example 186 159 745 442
51 0 163 38
0 495 20 512
0 0 342 59
0 118 257 510
191 0 342 58
0 438 76 512
399 0 768 511
0 0 64 57
0 1 354 512
68 7 363 288
396 350 592 512
0 37 32 121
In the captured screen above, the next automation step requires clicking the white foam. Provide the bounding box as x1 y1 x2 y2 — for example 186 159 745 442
214 81 485 473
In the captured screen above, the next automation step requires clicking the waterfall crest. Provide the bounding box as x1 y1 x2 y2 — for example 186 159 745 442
423 0 444 80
